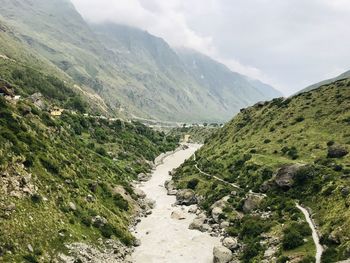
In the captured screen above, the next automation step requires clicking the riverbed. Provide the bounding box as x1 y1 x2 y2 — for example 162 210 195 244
132 144 221 263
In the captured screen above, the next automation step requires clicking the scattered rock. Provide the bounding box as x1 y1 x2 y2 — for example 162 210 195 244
188 205 198 214
176 189 197 205
27 244 34 253
171 210 186 220
328 145 348 158
211 196 230 223
220 221 230 229
222 237 238 251
213 245 233 263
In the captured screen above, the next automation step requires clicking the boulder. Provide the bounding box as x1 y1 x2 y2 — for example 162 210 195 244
92 216 108 228
341 187 350 197
243 194 264 213
165 180 177 195
213 245 233 263
137 173 151 182
222 237 238 251
274 164 306 188
188 205 198 214
176 189 197 205
328 145 348 158
189 214 206 230
134 188 146 199
68 202 77 211
171 210 186 220
211 196 230 223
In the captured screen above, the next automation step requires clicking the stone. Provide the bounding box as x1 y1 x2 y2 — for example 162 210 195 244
200 224 212 232
165 180 177 195
188 205 198 214
92 216 107 228
171 210 186 220
220 221 230 229
274 164 306 188
210 196 230 223
222 237 238 251
328 145 348 158
27 244 34 253
189 214 206 230
212 207 224 223
243 194 264 213
68 202 77 211
341 187 350 197
134 188 146 199
133 239 141 247
137 173 151 182
213 245 233 263
176 189 197 206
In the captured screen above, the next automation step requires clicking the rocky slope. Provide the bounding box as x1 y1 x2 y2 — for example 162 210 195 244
173 79 350 262
0 61 178 262
0 0 282 122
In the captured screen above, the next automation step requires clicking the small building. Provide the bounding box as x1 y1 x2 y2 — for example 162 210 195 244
50 107 64 116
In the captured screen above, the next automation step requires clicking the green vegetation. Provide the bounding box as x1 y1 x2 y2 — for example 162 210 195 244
168 125 220 143
174 79 350 262
0 65 177 262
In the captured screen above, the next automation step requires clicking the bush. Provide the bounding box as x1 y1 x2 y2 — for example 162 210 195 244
113 194 129 211
282 228 304 250
99 223 115 238
187 178 199 190
31 194 42 204
96 147 107 157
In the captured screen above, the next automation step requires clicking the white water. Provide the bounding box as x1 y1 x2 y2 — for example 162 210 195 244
132 144 221 263
296 204 323 263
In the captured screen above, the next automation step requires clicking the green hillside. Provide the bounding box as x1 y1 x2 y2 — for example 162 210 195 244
174 79 350 262
0 0 281 122
0 55 177 262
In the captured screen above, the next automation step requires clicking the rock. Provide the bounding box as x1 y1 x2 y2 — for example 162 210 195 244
27 244 34 253
220 221 230 229
212 207 224 223
328 145 348 158
188 205 198 214
5 203 16 212
176 189 197 205
137 173 151 182
243 194 264 213
341 187 350 197
92 216 107 228
68 202 77 211
211 196 230 223
133 239 141 247
222 237 238 251
213 245 233 263
189 214 206 230
171 210 186 220
134 188 146 199
165 180 177 195
86 194 94 203
274 164 306 188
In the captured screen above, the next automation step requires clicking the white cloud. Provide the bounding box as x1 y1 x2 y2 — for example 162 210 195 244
71 0 350 95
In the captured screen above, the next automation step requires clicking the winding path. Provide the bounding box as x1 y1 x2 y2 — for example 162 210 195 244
296 204 323 263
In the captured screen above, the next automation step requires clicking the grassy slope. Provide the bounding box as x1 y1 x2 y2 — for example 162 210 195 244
0 56 178 262
174 79 350 262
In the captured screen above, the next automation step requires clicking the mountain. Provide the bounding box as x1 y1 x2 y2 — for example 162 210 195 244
299 70 350 94
173 78 350 262
0 0 282 122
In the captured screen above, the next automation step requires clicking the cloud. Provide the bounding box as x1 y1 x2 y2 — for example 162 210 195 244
71 0 350 95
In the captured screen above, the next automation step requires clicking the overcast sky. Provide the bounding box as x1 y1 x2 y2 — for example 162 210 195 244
70 0 350 95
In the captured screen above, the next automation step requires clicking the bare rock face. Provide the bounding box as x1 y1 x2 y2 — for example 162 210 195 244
328 145 349 158
213 245 233 263
274 164 306 188
243 194 264 213
176 189 197 205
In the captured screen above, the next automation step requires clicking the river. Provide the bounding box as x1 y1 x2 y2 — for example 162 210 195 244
132 144 221 263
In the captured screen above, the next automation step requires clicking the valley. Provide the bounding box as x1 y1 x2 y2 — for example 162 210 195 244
0 1 349 263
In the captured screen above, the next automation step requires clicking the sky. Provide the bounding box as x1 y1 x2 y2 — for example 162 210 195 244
70 0 350 95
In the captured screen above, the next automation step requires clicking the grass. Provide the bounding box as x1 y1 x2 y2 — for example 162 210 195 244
174 79 350 262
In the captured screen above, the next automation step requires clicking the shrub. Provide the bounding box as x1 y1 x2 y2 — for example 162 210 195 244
99 223 115 238
96 147 107 157
295 116 305 123
264 139 271 144
187 178 199 190
31 194 42 204
113 194 129 211
282 228 304 250
40 156 60 174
